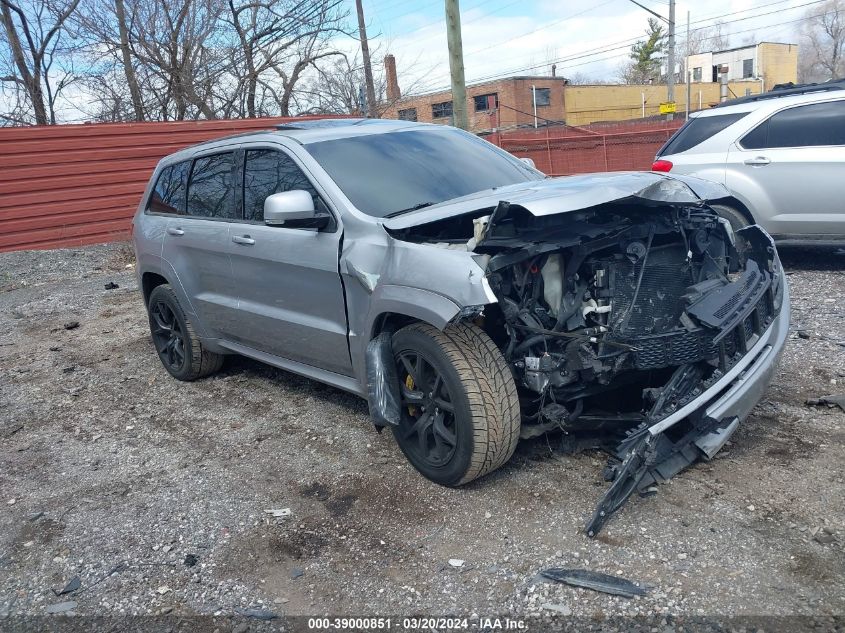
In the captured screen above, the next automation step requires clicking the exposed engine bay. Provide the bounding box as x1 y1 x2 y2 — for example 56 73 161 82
389 195 783 535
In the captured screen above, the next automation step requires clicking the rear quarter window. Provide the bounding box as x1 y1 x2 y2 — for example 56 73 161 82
147 161 188 214
659 112 749 155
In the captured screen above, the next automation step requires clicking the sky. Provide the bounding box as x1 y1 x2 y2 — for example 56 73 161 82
354 0 819 96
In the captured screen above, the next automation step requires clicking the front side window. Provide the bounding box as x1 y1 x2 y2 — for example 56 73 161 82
187 153 237 219
304 128 542 218
659 112 748 155
741 100 845 149
692 67 702 81
148 161 188 214
534 88 551 107
243 149 318 222
432 101 453 118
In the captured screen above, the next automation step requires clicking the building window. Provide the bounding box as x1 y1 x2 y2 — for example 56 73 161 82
398 108 417 121
431 101 453 118
474 93 498 111
533 87 551 107
692 66 702 82
743 58 754 78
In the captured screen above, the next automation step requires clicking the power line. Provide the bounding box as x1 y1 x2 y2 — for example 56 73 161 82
405 0 826 95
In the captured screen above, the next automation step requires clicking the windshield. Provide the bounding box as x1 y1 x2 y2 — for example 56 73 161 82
304 128 543 218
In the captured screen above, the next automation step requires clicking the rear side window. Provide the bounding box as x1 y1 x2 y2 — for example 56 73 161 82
659 112 748 155
148 161 188 214
243 149 318 222
741 100 845 149
187 153 237 219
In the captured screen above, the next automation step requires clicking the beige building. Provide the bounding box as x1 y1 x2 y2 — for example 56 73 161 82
382 41 798 131
685 42 798 91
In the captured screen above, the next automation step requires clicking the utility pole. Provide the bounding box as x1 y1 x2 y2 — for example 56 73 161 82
445 0 468 130
355 0 377 118
666 0 675 120
685 10 691 119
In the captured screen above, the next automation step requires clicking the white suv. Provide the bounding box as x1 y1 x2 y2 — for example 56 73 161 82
653 82 845 244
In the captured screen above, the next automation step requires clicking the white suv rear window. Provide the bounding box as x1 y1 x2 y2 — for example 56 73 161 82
659 113 749 155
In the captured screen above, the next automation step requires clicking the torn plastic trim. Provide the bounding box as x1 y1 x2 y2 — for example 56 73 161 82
365 332 401 428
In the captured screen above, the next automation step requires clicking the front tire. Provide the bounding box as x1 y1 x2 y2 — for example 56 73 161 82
711 203 751 232
391 322 521 486
147 284 223 381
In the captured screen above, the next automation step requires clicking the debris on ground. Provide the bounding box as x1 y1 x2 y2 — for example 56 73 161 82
53 576 81 596
63 321 80 330
183 554 199 567
104 282 120 290
540 568 650 598
45 601 77 614
234 606 278 620
263 508 291 518
805 394 845 411
449 559 465 568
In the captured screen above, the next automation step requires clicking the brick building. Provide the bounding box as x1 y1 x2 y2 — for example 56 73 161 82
381 68 568 133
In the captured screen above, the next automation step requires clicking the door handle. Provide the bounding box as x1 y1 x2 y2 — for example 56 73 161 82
744 156 771 166
167 227 184 236
232 234 255 245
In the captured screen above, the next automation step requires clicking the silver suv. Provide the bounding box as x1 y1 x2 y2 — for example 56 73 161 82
653 82 845 244
133 119 788 536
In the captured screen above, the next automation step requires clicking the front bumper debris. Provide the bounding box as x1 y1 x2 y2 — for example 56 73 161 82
585 273 789 537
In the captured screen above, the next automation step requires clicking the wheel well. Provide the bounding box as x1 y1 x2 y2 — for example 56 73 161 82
714 197 755 225
142 272 168 306
370 312 419 340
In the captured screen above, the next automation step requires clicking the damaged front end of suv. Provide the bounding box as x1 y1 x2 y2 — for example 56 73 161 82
381 172 789 536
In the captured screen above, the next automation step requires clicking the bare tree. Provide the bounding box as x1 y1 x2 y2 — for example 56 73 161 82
224 0 348 118
0 0 80 124
299 48 426 117
678 21 729 81
798 0 845 82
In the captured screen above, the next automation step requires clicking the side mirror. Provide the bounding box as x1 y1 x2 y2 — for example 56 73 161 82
520 157 536 169
264 190 316 226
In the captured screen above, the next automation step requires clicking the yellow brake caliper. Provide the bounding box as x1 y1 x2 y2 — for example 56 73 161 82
405 375 417 416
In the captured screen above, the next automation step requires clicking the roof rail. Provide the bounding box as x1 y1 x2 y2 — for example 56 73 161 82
274 118 366 130
713 78 845 107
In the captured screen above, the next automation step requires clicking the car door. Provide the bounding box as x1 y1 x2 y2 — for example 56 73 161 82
161 153 241 339
725 99 845 238
226 146 352 376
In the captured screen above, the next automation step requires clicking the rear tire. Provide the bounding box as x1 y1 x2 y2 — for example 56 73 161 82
147 284 223 381
711 203 751 232
391 322 521 486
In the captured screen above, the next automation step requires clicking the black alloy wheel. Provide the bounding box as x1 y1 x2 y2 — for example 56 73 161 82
150 299 186 373
396 350 459 468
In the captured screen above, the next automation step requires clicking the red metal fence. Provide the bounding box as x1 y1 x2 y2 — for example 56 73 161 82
0 116 345 252
0 116 683 253
490 120 683 176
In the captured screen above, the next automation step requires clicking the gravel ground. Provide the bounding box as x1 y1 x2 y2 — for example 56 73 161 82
0 242 843 631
